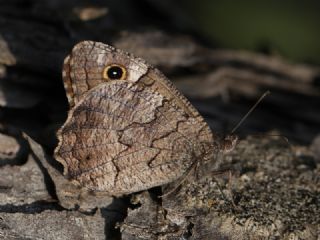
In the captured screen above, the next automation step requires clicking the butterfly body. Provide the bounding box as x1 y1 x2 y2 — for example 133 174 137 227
55 41 215 196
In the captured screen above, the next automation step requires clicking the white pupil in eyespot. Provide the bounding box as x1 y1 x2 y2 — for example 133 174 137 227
107 66 123 79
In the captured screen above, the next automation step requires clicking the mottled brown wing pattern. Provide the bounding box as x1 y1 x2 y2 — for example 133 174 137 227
55 81 213 195
56 41 215 196
62 41 148 107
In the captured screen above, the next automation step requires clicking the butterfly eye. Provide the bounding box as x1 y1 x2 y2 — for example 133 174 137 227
103 64 127 80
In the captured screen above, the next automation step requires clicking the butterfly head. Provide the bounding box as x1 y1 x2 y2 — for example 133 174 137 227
220 134 239 154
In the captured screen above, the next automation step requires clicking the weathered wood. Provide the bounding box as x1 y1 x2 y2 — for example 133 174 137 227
122 137 319 239
0 154 50 205
0 210 106 240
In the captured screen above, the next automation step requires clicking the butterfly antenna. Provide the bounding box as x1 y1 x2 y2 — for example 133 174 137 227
230 91 270 134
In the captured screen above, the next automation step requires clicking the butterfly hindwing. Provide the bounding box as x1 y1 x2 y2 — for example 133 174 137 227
55 81 213 195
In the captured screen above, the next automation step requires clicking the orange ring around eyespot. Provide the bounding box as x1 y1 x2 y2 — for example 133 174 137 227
102 64 127 80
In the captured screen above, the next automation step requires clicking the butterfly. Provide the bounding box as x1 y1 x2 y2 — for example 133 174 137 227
54 41 231 197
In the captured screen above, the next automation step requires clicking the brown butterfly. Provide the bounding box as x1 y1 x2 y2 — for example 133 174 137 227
54 41 234 197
